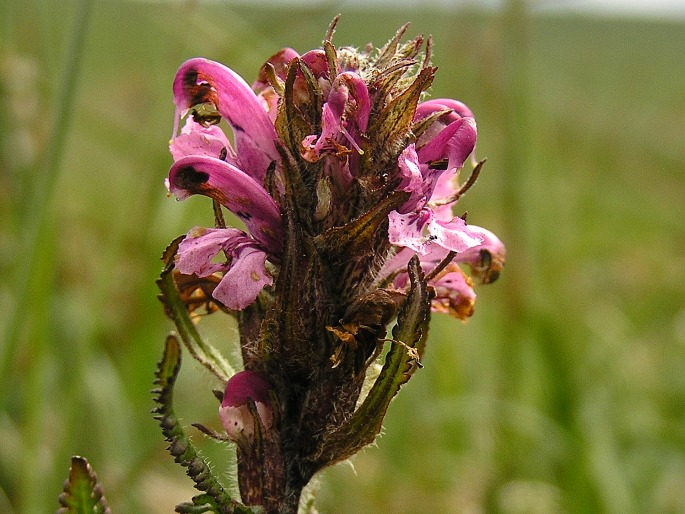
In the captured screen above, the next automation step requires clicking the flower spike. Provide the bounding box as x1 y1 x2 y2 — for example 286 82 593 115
159 21 504 513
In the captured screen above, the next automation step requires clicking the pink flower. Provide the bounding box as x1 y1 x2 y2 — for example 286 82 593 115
159 27 507 511
385 99 504 315
172 58 280 182
167 59 285 310
166 43 504 318
174 227 274 312
302 71 370 161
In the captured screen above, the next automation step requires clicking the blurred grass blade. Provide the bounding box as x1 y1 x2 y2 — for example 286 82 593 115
56 456 111 514
0 0 94 395
1 1 95 513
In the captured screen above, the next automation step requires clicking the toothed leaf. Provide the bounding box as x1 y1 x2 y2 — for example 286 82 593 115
57 456 111 514
374 23 411 69
366 66 435 172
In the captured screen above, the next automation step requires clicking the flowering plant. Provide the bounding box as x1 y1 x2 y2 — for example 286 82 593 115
154 19 504 514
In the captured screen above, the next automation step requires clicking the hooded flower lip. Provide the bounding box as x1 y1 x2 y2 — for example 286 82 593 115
415 99 474 153
415 98 474 122
168 155 282 253
219 370 273 447
253 47 300 92
455 225 506 284
417 115 477 177
173 57 280 182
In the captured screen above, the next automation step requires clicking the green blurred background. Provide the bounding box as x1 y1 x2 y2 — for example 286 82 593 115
1 1 684 512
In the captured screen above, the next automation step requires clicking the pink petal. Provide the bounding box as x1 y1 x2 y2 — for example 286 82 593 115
213 245 273 311
170 117 235 163
175 227 248 277
175 228 274 311
253 47 300 92
336 72 370 133
429 172 461 221
221 370 272 408
169 155 282 252
219 370 273 443
415 98 474 121
301 49 333 81
455 225 505 263
304 72 370 159
173 58 280 182
396 145 427 213
430 264 477 319
388 208 484 255
387 209 434 254
454 225 506 283
418 116 477 174
427 216 484 253
377 246 415 281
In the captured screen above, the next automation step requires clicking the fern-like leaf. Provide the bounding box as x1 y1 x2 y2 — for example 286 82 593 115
152 335 260 514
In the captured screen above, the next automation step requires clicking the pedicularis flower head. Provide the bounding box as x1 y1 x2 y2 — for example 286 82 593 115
159 20 504 514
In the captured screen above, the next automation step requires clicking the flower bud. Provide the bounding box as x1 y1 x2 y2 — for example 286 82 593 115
219 371 273 448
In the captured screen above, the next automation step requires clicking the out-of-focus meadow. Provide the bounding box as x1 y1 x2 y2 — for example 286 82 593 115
1 1 684 513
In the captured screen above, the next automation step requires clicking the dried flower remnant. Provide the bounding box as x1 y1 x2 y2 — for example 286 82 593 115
157 19 505 514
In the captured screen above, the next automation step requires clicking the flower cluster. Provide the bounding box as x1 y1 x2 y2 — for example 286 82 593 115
160 21 504 513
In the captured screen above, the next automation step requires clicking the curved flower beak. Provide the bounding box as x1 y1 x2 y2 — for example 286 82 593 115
455 225 506 284
302 71 370 161
173 58 281 182
253 47 300 93
168 155 282 253
415 98 474 121
417 116 477 176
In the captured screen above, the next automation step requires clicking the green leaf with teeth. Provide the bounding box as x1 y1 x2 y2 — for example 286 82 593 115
56 456 111 514
366 66 435 171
